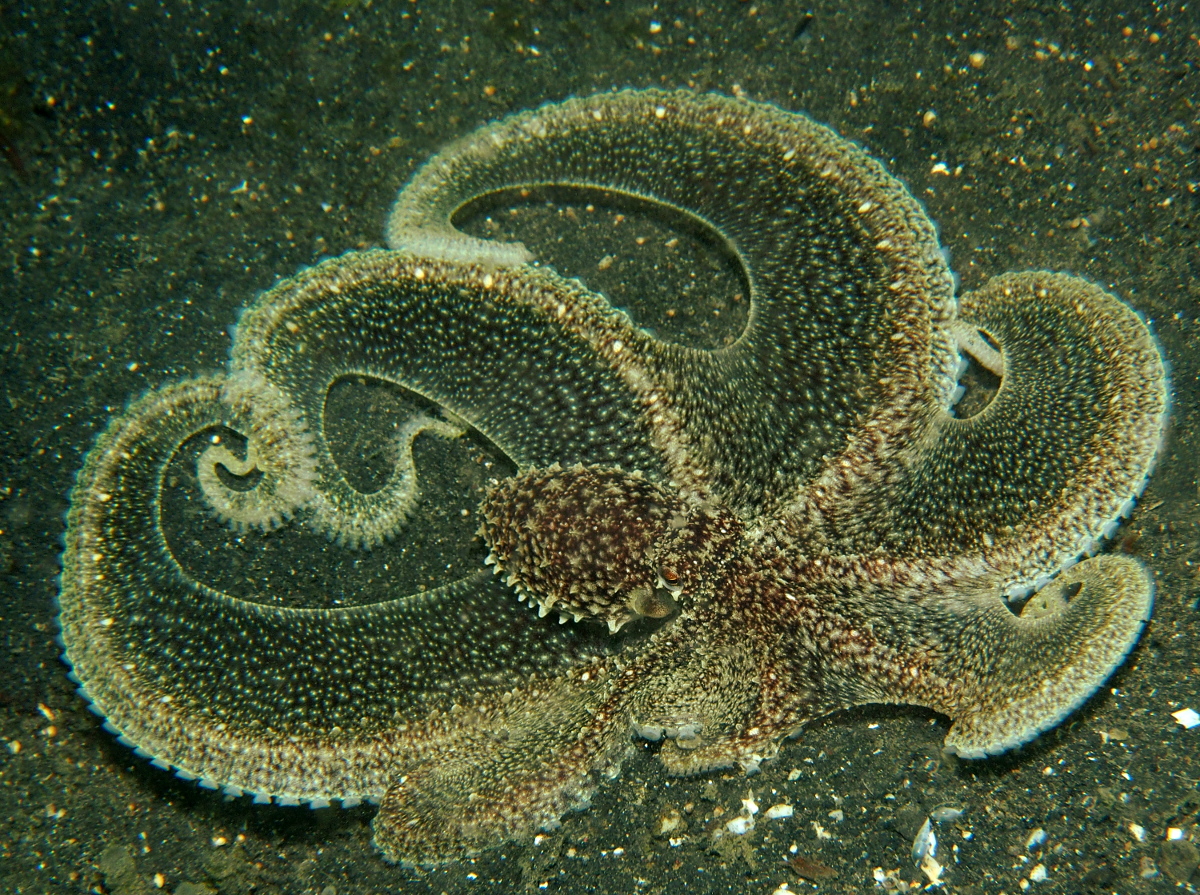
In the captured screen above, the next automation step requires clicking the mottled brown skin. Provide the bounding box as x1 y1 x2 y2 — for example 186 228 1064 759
477 468 1149 784
377 460 1154 860
481 465 741 630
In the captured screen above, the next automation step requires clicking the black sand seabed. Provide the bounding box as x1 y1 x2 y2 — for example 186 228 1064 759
1 2 1198 893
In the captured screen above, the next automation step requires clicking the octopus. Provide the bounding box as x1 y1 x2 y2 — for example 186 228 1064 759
58 89 1168 865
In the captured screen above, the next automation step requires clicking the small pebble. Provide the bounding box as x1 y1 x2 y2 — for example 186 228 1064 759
174 884 217 895
725 815 753 835
930 806 964 823
655 808 684 837
1171 708 1199 729
1159 840 1200 882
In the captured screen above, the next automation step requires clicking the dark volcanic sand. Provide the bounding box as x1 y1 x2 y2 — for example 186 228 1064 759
1 2 1198 893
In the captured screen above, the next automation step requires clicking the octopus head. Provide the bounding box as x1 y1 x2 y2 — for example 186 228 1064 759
480 464 740 632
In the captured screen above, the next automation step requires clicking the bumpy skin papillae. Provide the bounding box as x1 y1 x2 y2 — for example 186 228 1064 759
59 89 1168 867
480 464 742 630
388 88 960 514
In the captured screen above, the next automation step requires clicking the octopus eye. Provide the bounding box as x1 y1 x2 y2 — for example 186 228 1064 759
660 565 679 583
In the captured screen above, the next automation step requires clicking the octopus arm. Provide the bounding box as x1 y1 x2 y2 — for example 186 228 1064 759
58 377 610 808
373 664 630 865
387 88 958 512
846 555 1153 758
800 271 1167 597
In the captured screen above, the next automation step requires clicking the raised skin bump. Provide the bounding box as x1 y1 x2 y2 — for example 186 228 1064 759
479 464 742 633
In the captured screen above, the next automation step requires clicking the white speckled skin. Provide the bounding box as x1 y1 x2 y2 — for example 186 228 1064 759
59 89 1167 866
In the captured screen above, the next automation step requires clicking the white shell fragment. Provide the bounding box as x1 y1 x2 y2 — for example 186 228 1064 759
723 791 759 835
765 803 794 819
1171 707 1200 729
912 816 936 863
725 814 754 835
930 806 964 823
920 853 944 885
